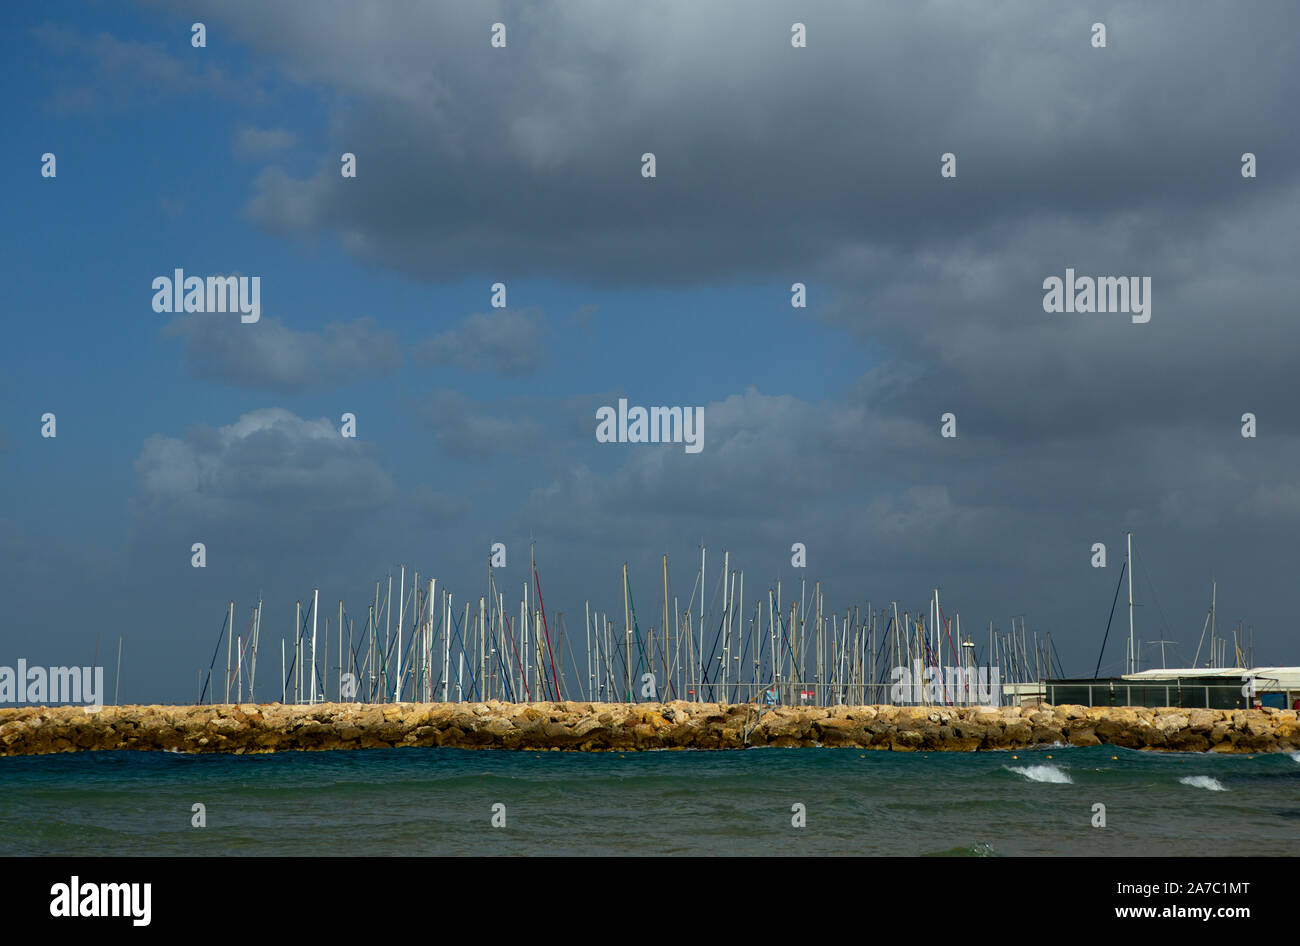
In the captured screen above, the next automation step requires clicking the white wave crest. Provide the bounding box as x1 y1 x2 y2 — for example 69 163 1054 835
1008 764 1072 784
1179 775 1226 791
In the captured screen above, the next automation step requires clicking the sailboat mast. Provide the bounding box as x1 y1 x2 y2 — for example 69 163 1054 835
1210 580 1217 669
394 566 404 702
295 600 301 704
1126 532 1135 675
311 588 319 704
226 601 234 704
443 592 452 701
623 562 632 702
662 554 670 702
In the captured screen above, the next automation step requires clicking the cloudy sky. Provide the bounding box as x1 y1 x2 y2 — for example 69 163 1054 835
4 1 1298 703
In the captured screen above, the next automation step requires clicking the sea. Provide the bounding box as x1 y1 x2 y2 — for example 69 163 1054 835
2 745 1297 856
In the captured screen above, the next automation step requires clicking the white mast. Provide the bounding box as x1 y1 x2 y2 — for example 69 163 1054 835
776 579 782 692
769 588 778 695
700 546 706 698
479 596 487 702
310 588 319 704
443 592 452 701
394 566 405 702
251 599 260 700
225 601 234 704
662 555 670 703
721 551 730 697
737 572 744 703
1126 532 1135 675
623 562 631 702
295 600 301 703
385 574 392 700
1201 579 1211 670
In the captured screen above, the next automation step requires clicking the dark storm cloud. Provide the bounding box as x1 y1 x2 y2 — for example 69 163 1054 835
818 183 1300 443
151 0 1300 284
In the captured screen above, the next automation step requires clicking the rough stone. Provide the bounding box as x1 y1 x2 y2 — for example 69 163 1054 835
0 702 1290 755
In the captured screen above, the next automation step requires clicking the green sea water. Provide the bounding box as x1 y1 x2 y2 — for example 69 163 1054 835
1 746 1297 856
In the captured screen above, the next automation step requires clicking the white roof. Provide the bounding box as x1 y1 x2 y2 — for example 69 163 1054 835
1122 667 1300 690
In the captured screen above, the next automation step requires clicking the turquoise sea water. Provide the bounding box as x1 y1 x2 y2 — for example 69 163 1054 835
1 746 1297 856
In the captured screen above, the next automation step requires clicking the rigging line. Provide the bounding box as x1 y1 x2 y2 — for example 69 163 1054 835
871 612 894 688
405 588 444 697
485 617 516 703
476 595 511 702
772 604 798 680
624 572 650 690
919 627 950 706
533 565 561 702
1134 547 1176 654
426 605 448 696
483 584 519 702
282 597 314 700
347 629 367 698
734 613 754 698
698 599 731 686
681 570 701 629
312 651 327 701
198 608 231 705
937 604 961 668
235 608 257 664
446 599 481 700
686 566 723 692
1049 634 1066 679
1094 559 1128 679
501 613 531 701
610 621 630 694
562 624 585 703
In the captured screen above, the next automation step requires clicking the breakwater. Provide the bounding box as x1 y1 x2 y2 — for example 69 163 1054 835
1 702 1296 755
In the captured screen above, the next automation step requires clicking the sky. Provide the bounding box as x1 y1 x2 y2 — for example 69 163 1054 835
2 0 1298 703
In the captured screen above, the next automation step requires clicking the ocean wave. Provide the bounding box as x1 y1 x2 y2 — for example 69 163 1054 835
922 842 998 857
1007 764 1072 784
1179 775 1227 791
1289 751 1300 764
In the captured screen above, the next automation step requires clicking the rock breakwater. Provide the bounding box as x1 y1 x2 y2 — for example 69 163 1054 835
0 702 1295 755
